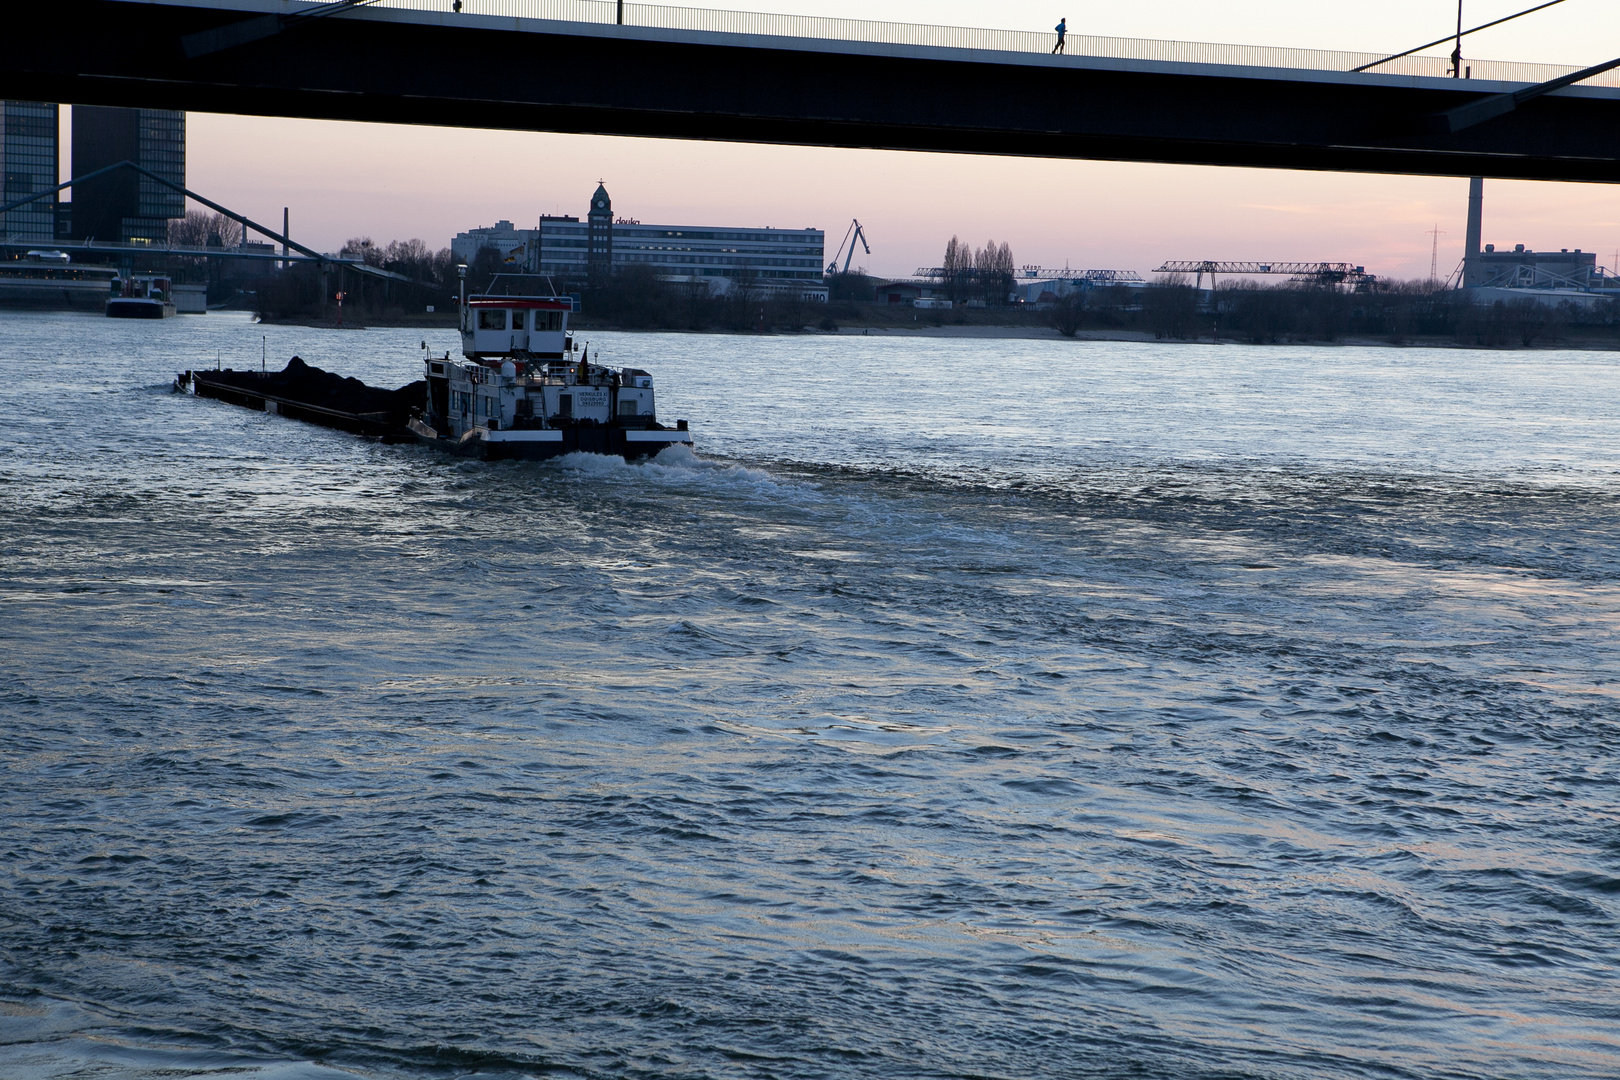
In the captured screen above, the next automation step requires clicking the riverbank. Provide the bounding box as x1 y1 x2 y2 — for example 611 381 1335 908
252 275 1620 350
253 312 1620 349
829 323 1620 348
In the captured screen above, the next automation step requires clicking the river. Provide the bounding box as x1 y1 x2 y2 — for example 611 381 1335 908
2 310 1617 1080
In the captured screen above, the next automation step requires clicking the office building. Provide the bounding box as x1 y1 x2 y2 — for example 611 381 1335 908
453 183 827 300
1 101 59 243
71 106 185 243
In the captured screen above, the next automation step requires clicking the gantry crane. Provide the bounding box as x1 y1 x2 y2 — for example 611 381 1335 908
1153 261 1376 290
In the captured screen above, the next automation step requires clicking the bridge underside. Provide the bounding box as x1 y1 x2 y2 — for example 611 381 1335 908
7 1 1620 183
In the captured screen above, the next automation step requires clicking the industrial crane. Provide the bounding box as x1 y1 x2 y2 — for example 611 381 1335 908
827 219 870 275
1154 261 1376 290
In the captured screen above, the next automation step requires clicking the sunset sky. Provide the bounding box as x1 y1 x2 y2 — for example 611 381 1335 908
126 0 1620 280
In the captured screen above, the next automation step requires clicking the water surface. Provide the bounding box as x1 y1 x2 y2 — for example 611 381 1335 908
2 312 1617 1079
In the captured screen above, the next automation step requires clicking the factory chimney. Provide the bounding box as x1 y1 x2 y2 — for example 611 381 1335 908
1462 177 1483 288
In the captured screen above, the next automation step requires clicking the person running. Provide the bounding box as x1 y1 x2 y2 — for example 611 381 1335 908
1053 17 1067 54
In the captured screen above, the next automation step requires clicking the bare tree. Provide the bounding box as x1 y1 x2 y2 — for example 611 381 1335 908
1145 273 1200 340
942 235 970 303
1050 291 1084 336
341 237 385 266
376 239 447 282
168 209 243 248
972 239 1015 305
993 241 1014 305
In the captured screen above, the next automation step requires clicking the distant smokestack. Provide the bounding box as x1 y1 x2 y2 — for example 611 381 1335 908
1463 177 1483 288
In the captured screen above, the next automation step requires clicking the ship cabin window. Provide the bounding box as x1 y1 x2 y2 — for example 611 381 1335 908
510 309 528 330
619 399 639 416
537 311 563 332
558 394 573 417
477 308 505 330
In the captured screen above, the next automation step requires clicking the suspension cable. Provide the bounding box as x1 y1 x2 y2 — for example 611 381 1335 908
1351 0 1570 73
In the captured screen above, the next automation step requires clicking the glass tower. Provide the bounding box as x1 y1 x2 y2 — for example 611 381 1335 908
0 101 60 244
71 106 184 243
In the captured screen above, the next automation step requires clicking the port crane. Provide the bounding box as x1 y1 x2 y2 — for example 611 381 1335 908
827 219 870 275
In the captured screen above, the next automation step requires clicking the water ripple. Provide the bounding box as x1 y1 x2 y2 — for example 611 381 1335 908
1 314 1618 1079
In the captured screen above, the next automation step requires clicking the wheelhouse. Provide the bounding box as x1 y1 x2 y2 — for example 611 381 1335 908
461 295 574 360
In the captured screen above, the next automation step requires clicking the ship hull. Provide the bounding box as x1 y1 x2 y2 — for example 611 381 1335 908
407 417 691 462
107 298 176 319
0 280 116 310
184 366 419 440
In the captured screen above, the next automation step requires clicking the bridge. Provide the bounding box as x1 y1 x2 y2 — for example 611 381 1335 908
6 0 1620 182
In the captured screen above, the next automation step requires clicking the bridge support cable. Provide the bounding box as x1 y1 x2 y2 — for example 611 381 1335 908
0 159 143 221
1351 0 1568 73
1437 55 1620 132
0 159 406 281
181 0 383 59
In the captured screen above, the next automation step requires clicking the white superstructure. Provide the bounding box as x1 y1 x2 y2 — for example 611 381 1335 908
408 275 692 461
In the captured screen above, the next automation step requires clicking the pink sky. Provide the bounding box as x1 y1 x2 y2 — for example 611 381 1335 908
159 0 1620 280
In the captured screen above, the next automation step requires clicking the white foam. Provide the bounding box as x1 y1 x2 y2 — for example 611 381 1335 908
547 445 813 502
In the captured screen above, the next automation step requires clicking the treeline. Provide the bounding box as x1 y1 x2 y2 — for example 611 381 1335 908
337 235 458 284
1051 276 1619 347
254 237 457 323
168 209 243 249
142 211 250 301
252 235 461 323
938 235 1016 305
252 238 834 329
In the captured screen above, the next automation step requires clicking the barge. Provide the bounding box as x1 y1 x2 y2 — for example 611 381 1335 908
179 356 421 440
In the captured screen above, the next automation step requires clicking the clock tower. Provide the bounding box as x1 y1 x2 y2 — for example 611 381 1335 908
587 181 613 287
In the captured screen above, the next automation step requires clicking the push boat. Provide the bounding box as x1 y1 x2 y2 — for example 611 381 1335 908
408 274 692 461
107 274 177 319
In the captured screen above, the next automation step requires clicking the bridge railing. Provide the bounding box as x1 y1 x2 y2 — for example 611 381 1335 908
370 0 1620 87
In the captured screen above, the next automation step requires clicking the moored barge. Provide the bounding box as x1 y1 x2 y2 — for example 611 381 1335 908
107 275 176 319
